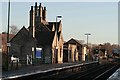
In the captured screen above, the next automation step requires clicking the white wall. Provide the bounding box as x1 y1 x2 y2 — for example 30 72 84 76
82 47 87 61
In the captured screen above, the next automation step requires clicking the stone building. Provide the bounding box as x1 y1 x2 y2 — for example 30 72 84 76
28 2 64 64
10 2 64 64
10 27 35 62
63 38 84 62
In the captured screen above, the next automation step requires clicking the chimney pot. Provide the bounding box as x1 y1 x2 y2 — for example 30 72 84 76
44 7 46 10
31 6 33 11
39 3 41 7
35 2 37 7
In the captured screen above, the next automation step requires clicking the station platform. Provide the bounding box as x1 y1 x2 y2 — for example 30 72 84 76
3 61 120 80
107 68 120 80
2 61 100 80
2 62 82 79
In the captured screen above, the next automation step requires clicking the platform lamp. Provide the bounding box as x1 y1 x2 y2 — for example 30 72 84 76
84 33 91 61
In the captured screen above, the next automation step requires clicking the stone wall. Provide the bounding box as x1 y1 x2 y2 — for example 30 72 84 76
68 44 78 62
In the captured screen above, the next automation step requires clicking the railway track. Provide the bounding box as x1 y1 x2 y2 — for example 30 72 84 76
93 64 120 80
38 63 120 80
4 60 120 80
75 63 119 80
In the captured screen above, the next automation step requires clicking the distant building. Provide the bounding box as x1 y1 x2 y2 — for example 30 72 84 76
0 32 15 68
112 49 120 54
10 2 64 64
112 49 120 57
63 38 84 62
0 32 14 54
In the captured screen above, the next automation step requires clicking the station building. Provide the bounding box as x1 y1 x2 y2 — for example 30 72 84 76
63 38 86 62
9 2 64 65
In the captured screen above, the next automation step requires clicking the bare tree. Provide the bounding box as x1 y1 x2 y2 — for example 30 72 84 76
10 25 19 34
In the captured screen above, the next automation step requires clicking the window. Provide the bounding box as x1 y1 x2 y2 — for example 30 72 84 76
69 50 72 59
60 48 62 58
77 46 79 50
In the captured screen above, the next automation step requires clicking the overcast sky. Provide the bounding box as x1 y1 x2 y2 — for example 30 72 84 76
1 1 118 44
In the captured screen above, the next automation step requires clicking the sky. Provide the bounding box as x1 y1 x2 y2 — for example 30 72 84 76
1 1 118 44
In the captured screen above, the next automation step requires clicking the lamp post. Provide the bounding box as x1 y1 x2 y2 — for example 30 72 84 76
55 15 62 63
85 33 91 61
7 0 10 70
56 15 62 33
85 33 91 49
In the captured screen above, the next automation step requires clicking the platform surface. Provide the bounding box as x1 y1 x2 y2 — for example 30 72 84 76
107 68 120 80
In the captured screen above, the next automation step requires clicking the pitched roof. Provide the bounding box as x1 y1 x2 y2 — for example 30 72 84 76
10 26 33 45
28 22 51 32
65 38 84 45
35 31 55 45
36 23 51 31
73 39 84 45
46 22 54 31
48 21 61 32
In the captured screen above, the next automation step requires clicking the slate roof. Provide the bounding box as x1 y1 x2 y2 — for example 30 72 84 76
36 23 51 31
11 20 61 47
47 21 61 41
65 38 84 46
10 26 33 45
73 39 84 45
48 21 61 32
46 22 54 31
35 31 55 45
28 22 51 32
28 22 57 45
12 21 60 47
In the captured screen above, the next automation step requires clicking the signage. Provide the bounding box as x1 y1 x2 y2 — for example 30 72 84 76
7 43 11 46
36 48 42 58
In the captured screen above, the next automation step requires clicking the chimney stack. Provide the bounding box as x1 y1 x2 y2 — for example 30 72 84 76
34 2 38 27
42 7 46 21
39 3 42 22
30 6 33 27
29 2 47 27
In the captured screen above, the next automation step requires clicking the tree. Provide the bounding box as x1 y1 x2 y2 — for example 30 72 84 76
10 25 19 34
